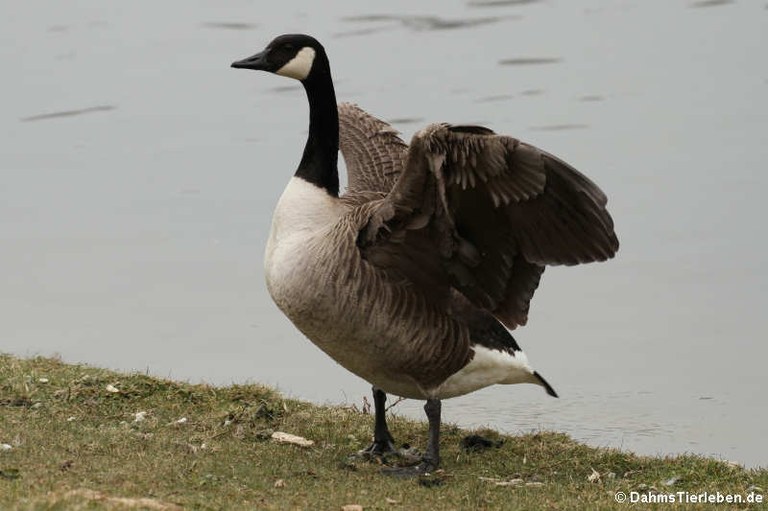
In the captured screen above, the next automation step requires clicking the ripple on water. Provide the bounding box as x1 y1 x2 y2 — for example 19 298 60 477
201 22 258 30
341 14 506 32
689 0 734 7
386 117 424 126
333 27 389 38
476 94 515 103
500 57 562 66
20 105 116 122
468 0 542 7
268 85 303 94
530 123 589 131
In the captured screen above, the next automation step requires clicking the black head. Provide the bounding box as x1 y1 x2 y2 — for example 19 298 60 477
231 34 325 81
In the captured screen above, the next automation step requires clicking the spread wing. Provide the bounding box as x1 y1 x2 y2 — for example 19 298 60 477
338 102 408 194
359 123 619 329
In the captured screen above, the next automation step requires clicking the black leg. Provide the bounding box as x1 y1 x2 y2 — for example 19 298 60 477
422 398 441 470
382 398 442 477
359 386 397 456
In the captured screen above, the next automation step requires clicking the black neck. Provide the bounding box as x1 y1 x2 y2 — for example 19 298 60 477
296 54 339 197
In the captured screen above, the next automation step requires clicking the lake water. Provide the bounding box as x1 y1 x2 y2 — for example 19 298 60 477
2 0 766 467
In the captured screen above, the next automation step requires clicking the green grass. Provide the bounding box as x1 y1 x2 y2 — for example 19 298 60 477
0 353 765 510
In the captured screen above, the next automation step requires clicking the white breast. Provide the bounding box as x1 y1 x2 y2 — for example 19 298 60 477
264 177 344 307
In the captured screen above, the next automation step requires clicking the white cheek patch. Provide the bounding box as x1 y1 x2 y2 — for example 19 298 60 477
276 47 316 80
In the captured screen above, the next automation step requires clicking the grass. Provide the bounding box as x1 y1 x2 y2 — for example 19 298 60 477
0 353 766 510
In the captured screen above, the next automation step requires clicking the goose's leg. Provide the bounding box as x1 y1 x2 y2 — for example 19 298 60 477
383 398 441 477
359 386 397 456
421 398 441 470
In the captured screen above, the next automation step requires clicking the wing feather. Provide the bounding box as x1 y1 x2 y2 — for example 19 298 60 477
338 102 408 194
360 123 618 329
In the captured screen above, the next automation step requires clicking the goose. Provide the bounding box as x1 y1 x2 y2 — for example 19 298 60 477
231 34 618 475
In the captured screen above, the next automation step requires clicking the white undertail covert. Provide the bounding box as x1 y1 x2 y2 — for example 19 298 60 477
433 346 539 399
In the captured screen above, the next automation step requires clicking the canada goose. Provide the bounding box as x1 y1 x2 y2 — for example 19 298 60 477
231 34 618 474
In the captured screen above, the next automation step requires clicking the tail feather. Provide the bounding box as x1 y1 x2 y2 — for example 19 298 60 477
533 370 558 398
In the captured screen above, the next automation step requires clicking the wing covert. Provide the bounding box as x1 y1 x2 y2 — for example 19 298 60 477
360 123 619 329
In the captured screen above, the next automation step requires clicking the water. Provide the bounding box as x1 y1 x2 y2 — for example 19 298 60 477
2 0 766 467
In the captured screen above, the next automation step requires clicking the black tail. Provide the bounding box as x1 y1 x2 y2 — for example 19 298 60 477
533 371 558 398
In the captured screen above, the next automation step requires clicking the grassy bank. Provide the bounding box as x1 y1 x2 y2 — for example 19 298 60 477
0 354 765 510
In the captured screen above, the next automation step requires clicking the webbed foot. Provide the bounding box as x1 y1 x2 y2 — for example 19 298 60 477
357 438 397 459
382 459 438 478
